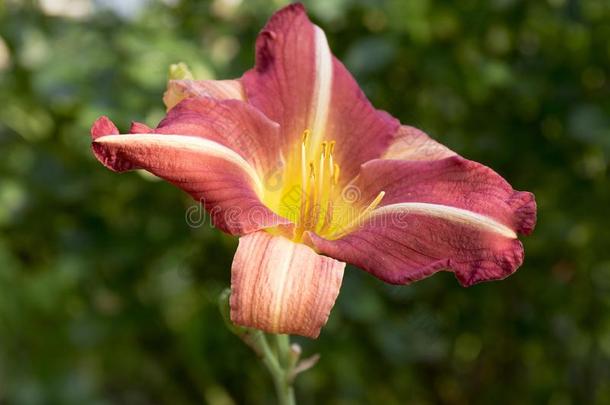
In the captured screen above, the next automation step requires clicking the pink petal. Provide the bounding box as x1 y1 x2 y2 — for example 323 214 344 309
163 79 244 110
307 156 536 287
353 156 536 235
155 97 283 176
230 231 345 338
307 212 525 287
241 3 399 181
91 99 290 235
383 125 456 161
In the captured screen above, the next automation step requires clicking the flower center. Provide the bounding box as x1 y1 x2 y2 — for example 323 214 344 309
294 130 338 238
263 129 384 241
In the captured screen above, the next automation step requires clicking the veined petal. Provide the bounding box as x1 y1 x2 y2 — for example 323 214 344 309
373 203 517 238
230 231 345 338
351 156 536 235
383 125 456 161
242 3 398 181
91 117 290 235
94 133 264 192
163 79 245 110
307 156 536 286
307 207 525 287
155 97 283 176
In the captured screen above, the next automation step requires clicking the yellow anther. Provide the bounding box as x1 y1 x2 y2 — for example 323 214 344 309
288 131 366 240
269 128 394 241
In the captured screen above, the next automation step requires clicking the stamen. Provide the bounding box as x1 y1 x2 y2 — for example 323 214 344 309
333 191 385 237
291 130 366 240
317 200 334 234
316 143 337 233
300 138 307 193
297 129 312 230
305 165 317 229
333 164 340 185
317 145 326 197
316 143 329 232
307 162 316 206
362 191 385 215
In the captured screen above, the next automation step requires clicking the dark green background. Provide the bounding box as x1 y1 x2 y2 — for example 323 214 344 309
1 0 609 403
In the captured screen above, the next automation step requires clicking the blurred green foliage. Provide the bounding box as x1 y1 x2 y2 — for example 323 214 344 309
1 0 609 403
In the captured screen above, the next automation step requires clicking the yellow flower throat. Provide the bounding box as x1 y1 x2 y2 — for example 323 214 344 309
295 130 338 238
264 130 384 241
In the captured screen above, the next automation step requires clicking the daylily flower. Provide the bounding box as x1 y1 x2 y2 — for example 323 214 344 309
91 4 536 338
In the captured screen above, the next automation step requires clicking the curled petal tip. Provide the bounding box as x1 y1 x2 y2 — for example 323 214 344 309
455 239 525 287
91 116 118 140
510 191 537 235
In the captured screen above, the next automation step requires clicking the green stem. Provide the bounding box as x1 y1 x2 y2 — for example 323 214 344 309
275 334 291 367
260 334 295 405
218 289 297 405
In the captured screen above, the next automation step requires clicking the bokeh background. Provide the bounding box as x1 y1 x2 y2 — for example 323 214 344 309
1 0 609 403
